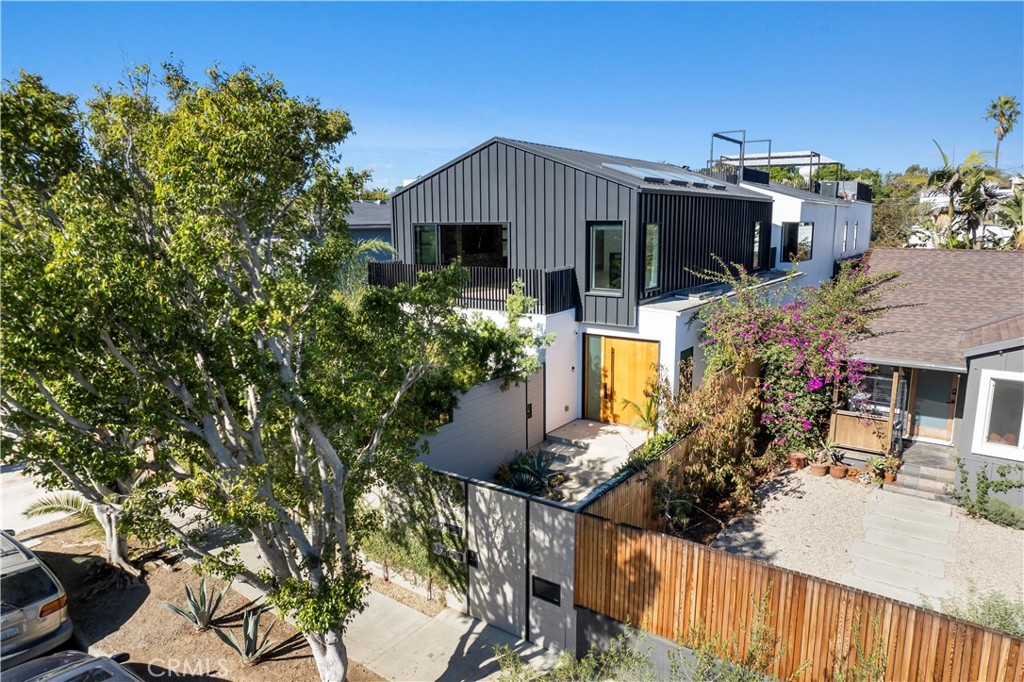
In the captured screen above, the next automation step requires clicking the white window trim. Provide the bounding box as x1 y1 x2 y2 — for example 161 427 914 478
972 368 1024 461
841 221 848 253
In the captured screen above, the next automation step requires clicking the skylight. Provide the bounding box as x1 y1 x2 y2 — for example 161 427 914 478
602 163 727 190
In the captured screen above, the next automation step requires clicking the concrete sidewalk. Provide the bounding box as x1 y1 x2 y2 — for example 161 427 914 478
231 536 559 681
346 591 557 681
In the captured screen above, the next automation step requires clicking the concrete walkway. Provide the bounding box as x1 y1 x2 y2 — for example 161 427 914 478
346 592 556 681
841 489 959 605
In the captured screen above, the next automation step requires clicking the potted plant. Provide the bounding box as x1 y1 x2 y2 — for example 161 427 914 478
808 442 830 477
866 456 885 485
882 456 901 483
828 443 849 479
789 450 807 471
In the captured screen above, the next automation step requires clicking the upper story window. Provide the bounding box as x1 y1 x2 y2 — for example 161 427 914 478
644 223 660 290
589 222 623 293
841 221 849 253
752 221 762 271
415 224 439 265
781 222 814 263
853 220 860 249
974 369 1024 461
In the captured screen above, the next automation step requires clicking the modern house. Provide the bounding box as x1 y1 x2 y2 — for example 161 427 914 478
737 177 873 286
828 248 1024 504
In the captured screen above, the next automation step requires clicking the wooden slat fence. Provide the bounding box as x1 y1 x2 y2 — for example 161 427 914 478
584 438 690 531
575 513 1024 681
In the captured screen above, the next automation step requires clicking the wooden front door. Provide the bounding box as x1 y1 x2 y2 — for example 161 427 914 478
908 369 959 442
584 335 659 424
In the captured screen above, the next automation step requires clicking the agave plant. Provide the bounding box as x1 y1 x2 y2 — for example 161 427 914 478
164 576 230 631
215 607 277 666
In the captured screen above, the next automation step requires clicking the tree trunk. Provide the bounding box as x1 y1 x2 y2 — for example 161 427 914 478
995 138 1001 171
306 630 348 682
93 503 140 578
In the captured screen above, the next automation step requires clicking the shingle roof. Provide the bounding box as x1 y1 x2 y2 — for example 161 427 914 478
853 249 1024 371
346 200 391 227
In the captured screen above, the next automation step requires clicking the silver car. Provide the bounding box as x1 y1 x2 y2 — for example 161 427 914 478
3 651 146 682
0 531 73 668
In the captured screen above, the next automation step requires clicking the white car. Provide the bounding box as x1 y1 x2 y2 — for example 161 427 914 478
0 531 73 669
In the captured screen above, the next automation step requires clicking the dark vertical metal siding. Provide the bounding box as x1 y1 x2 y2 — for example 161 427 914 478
638 193 772 299
392 140 637 327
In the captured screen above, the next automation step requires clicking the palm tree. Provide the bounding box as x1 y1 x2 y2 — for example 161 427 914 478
985 95 1021 170
957 168 1004 249
926 141 986 245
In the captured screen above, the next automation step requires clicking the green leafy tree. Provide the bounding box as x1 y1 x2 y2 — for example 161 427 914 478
767 165 806 188
1 66 537 682
871 170 929 247
995 184 1024 250
356 187 390 201
985 95 1021 170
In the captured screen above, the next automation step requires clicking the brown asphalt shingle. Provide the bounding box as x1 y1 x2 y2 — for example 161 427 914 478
853 249 1024 371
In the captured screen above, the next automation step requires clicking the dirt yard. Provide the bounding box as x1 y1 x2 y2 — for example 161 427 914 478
20 517 386 682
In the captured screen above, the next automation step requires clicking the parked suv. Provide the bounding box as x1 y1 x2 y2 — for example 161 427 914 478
0 531 73 669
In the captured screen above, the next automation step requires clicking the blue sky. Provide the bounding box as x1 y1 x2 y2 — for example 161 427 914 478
3 2 1022 189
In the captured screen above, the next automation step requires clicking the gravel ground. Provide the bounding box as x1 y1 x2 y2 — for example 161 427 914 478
946 510 1024 604
712 469 875 582
713 468 1024 608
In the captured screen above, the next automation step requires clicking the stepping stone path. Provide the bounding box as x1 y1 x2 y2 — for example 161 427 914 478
840 488 959 606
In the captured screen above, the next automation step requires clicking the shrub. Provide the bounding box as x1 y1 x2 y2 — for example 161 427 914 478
928 585 1024 637
981 497 1024 530
163 576 230 631
495 451 564 499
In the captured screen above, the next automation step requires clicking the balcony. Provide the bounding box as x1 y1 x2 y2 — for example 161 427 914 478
368 262 577 316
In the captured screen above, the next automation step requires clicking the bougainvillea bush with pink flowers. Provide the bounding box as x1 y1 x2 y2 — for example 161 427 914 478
698 257 898 457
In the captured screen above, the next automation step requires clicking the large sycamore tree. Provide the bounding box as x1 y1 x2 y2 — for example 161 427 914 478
1 66 537 681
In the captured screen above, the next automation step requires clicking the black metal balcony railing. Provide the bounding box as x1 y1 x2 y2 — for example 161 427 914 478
368 262 577 315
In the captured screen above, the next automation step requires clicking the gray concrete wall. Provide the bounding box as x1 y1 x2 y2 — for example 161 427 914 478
576 607 698 678
467 484 527 638
419 369 544 481
958 347 1024 506
528 502 576 653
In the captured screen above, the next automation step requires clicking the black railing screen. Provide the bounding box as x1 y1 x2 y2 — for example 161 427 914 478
368 263 575 316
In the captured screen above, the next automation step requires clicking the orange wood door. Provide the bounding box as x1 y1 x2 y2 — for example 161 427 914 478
590 336 659 424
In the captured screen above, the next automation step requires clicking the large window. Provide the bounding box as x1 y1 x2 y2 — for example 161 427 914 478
841 221 849 253
781 222 814 262
590 222 623 293
752 221 762 270
415 224 439 265
644 223 660 290
974 369 1024 460
415 224 507 267
853 220 860 249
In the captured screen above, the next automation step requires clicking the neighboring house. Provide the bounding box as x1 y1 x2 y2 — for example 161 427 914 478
371 137 797 481
829 248 1024 504
345 199 393 258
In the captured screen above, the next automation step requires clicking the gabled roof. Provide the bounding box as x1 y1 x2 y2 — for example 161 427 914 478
853 249 1024 371
742 181 852 207
346 200 391 227
394 137 771 202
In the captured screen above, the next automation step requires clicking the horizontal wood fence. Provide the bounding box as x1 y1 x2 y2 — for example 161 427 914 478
576 513 1024 681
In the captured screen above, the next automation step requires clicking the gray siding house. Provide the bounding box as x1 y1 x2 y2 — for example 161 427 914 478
832 249 1024 505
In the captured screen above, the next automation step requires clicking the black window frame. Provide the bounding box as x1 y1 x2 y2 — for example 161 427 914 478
643 222 660 291
588 221 625 295
752 221 762 271
414 224 439 265
781 222 814 263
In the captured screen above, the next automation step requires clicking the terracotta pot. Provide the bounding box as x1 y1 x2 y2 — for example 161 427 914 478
884 471 896 484
830 464 850 479
808 462 829 477
789 452 807 470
